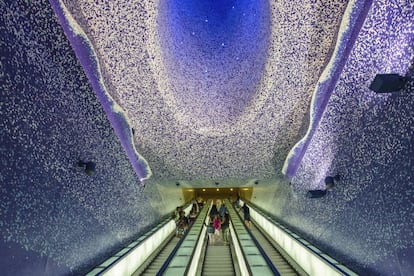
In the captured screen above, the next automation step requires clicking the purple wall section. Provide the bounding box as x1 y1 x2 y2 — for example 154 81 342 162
48 0 151 184
269 0 414 275
0 240 68 276
284 0 374 178
0 1 161 275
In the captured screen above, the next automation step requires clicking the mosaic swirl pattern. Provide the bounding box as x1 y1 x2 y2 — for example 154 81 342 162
2 0 412 275
53 0 351 182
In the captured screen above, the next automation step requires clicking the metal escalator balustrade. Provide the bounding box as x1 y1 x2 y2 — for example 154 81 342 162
159 200 212 275
229 220 249 276
240 199 358 276
187 201 214 275
247 219 302 275
228 202 276 275
200 200 236 276
86 203 194 276
135 232 180 275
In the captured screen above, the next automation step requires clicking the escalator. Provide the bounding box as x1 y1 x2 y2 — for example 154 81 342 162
133 233 181 275
232 202 305 276
157 201 212 275
131 200 304 276
133 201 210 275
201 234 235 276
249 221 304 275
91 199 349 276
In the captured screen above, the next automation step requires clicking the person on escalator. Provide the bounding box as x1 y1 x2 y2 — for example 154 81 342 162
191 199 199 214
173 206 182 222
221 211 230 245
235 195 241 208
213 214 222 242
239 203 252 228
206 220 215 245
189 209 197 225
209 202 218 221
219 202 228 218
176 211 188 238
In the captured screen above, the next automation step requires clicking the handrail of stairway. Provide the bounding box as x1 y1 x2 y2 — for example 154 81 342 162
85 202 193 276
240 199 358 276
232 200 281 275
191 220 210 275
186 201 213 275
225 199 252 276
157 200 212 276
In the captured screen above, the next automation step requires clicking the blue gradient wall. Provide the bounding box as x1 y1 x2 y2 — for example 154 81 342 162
158 0 270 127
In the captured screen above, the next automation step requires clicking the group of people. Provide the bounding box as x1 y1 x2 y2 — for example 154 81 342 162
206 199 230 245
174 200 200 238
174 197 252 242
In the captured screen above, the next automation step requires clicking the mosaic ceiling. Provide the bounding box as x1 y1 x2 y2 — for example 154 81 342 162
51 0 355 185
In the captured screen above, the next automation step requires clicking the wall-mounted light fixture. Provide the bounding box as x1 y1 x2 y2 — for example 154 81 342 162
325 174 340 190
77 161 96 176
369 73 408 93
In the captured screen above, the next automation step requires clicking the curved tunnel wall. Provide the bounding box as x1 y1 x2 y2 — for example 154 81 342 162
1 0 413 275
50 0 352 182
0 1 168 275
251 0 414 274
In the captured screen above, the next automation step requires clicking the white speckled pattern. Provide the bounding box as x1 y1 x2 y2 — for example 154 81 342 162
56 0 350 182
1 0 413 275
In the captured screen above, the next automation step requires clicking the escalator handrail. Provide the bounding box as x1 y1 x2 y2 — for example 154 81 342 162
241 199 357 276
184 202 214 275
225 200 251 276
157 201 211 276
232 201 281 276
89 202 193 276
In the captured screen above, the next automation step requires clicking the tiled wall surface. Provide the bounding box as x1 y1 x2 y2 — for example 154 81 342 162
0 1 163 274
1 0 412 275
257 1 414 275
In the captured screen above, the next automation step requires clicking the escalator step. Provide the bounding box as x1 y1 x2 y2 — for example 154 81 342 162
203 271 234 274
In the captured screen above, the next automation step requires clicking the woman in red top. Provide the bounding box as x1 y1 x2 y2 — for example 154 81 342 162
213 214 221 241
